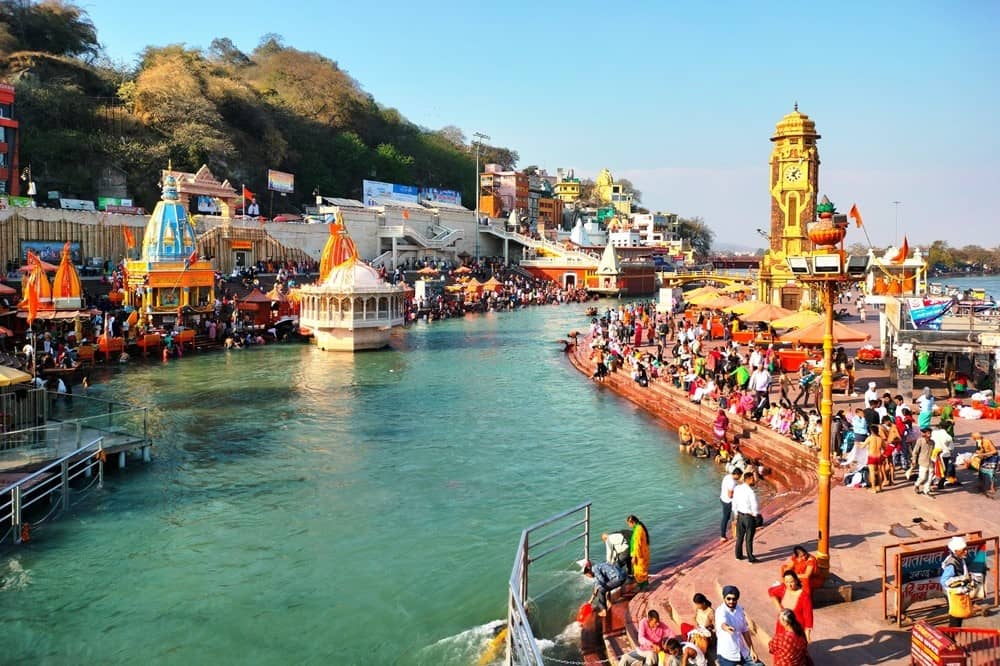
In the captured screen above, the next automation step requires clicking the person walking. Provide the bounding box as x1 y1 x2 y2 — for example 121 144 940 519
719 467 741 542
715 585 758 666
912 427 935 495
793 364 816 407
941 537 974 627
731 471 760 562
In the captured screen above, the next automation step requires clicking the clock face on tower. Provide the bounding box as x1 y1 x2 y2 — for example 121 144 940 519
784 165 803 183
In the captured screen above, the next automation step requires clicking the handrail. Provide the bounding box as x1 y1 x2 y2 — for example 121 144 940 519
0 437 104 544
506 501 591 665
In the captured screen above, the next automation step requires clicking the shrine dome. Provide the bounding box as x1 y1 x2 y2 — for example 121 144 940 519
325 257 383 290
772 104 820 141
142 173 198 262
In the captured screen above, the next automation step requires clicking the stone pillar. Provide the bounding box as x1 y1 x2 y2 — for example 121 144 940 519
895 342 914 397
118 451 126 469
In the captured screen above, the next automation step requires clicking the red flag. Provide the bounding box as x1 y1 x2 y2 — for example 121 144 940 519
891 236 909 264
123 226 136 249
243 185 254 201
848 203 863 228
184 249 199 269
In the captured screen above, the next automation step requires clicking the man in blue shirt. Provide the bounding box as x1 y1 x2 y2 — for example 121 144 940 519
941 536 972 627
583 561 626 617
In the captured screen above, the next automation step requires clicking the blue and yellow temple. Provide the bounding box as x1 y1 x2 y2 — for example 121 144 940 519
124 173 215 327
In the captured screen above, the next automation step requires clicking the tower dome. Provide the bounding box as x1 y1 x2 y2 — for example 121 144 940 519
771 103 820 141
141 172 198 262
52 241 83 307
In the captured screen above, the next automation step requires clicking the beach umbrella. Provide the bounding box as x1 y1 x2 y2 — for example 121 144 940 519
740 303 795 323
725 300 764 315
453 266 472 274
721 283 752 294
778 319 870 345
0 366 32 386
769 310 822 330
688 292 739 309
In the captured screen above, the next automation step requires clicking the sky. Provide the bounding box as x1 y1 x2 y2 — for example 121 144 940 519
84 0 999 250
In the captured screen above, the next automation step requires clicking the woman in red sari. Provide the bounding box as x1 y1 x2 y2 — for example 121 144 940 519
769 609 812 666
769 571 813 642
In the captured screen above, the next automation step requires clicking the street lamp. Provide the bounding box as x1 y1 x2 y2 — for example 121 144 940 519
785 204 871 580
473 132 490 263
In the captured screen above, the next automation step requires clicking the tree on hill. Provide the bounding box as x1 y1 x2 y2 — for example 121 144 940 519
0 0 98 60
676 216 714 260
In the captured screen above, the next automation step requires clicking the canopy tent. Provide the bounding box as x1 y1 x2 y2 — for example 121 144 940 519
453 266 472 274
720 283 753 294
769 310 822 330
482 277 503 292
416 267 439 275
778 320 870 345
464 278 483 291
740 303 795 323
0 366 32 387
684 286 719 299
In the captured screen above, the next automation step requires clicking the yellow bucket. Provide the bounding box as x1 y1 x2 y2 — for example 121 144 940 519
947 587 973 619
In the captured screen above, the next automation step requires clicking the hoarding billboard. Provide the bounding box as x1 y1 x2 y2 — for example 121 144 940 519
420 188 462 206
362 179 419 206
21 240 81 264
267 169 295 194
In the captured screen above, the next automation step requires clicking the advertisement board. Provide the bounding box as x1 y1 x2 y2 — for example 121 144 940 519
21 240 82 264
196 195 221 214
363 179 419 207
420 188 462 207
60 198 96 211
267 169 295 194
98 197 133 211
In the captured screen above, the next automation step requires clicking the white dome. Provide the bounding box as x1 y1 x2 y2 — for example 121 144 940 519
326 259 383 290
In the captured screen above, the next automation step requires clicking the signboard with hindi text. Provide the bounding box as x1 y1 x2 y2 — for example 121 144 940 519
267 169 294 194
420 188 462 207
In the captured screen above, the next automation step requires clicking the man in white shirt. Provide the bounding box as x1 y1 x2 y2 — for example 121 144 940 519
731 471 760 562
719 468 742 542
714 585 757 665
863 381 879 407
749 365 771 419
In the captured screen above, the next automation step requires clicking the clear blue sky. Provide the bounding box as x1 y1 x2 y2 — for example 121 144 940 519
85 0 998 250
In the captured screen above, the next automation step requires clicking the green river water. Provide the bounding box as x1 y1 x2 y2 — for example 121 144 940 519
3 302 724 665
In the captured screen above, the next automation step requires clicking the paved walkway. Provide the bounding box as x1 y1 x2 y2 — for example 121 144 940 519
572 310 1000 664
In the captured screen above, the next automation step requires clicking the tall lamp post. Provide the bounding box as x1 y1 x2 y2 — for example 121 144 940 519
472 132 490 263
786 198 871 579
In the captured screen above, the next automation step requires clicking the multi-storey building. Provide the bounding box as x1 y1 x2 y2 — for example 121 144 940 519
0 83 20 197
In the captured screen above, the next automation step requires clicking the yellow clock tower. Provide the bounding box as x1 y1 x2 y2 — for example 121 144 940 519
759 105 821 308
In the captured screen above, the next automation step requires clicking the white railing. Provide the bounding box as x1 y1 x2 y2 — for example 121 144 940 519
506 502 591 666
0 437 104 545
378 222 462 249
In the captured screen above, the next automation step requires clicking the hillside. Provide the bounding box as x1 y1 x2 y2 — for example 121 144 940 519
0 1 518 212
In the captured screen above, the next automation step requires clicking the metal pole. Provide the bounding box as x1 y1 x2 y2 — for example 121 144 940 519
584 503 592 566
473 132 490 264
816 279 835 579
60 459 69 510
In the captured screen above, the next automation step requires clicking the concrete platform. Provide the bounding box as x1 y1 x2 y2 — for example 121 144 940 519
566 309 1000 665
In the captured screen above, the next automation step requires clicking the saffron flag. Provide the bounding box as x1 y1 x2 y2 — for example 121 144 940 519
243 185 254 201
25 251 40 326
184 249 199 269
402 209 410 220
891 236 909 264
849 203 863 228
123 226 136 249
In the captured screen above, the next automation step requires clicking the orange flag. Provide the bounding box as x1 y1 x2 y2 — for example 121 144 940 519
25 251 40 326
402 209 410 220
123 226 136 249
891 236 909 264
848 203 863 228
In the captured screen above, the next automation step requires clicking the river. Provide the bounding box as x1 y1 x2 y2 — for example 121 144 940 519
2 301 723 665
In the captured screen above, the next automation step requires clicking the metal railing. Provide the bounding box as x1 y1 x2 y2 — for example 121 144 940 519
1 392 149 460
369 250 393 269
506 501 591 666
0 437 104 544
378 222 462 249
939 627 1000 666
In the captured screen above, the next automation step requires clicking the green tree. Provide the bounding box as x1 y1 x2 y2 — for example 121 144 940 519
0 0 99 60
927 240 955 270
676 216 714 260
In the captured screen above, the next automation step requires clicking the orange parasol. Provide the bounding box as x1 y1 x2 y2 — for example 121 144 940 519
740 303 795 323
453 266 472 274
778 319 870 345
416 266 439 275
